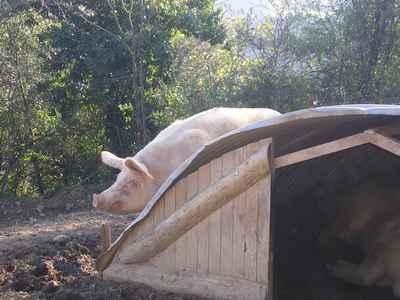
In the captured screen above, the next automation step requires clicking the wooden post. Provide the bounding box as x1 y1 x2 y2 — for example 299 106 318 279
119 144 271 264
100 223 112 252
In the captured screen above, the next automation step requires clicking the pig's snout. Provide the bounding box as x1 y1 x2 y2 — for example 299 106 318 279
92 193 123 213
92 193 104 209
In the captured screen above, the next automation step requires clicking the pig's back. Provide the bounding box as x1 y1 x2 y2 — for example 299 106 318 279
155 107 280 141
136 107 280 178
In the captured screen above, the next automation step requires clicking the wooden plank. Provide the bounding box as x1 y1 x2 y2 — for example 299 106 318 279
100 223 112 252
256 175 271 284
185 171 199 272
232 147 247 278
197 163 211 273
104 262 268 300
274 130 400 170
133 208 154 242
162 186 177 272
243 141 264 281
367 131 400 157
141 213 154 236
274 132 370 168
208 157 223 274
120 142 271 266
220 150 235 275
247 140 261 156
121 212 154 262
175 177 188 271
244 181 258 282
153 194 164 227
152 187 176 271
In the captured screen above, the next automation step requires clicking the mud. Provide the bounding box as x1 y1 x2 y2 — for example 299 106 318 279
0 190 205 300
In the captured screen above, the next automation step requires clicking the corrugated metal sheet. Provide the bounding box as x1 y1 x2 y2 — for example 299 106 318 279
96 104 400 271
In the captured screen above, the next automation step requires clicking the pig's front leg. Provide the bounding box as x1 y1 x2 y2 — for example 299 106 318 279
328 258 385 286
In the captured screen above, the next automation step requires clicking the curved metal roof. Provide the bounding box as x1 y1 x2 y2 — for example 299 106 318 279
97 104 400 271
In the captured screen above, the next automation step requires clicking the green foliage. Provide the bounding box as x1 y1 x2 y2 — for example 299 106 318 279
1 0 400 198
0 0 225 197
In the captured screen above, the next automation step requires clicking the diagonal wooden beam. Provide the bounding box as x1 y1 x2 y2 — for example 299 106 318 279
274 132 371 168
100 223 112 252
274 129 400 169
118 143 271 264
365 130 400 157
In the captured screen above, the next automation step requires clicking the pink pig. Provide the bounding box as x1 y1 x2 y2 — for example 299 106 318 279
92 107 280 214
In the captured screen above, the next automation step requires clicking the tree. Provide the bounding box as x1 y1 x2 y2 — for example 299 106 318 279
42 0 225 152
0 10 53 195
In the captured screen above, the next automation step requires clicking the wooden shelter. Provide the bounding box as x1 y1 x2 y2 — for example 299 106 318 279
96 104 400 300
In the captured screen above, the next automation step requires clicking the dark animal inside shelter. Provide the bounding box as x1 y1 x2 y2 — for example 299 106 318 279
273 143 400 300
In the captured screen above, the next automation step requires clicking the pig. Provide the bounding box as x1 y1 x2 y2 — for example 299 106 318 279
319 177 400 297
92 107 280 214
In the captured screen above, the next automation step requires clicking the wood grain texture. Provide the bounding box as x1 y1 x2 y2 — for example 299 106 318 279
174 177 188 271
152 187 176 271
186 171 199 272
256 176 271 284
232 147 246 277
100 223 112 252
274 132 370 168
244 182 258 281
104 262 268 300
367 130 400 156
208 157 223 274
118 144 270 264
197 164 211 273
221 151 235 275
105 139 273 300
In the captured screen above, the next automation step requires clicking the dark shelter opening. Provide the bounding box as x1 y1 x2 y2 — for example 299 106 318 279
272 143 400 300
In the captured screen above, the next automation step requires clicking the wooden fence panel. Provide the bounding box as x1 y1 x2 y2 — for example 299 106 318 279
185 171 199 272
208 157 223 274
174 177 188 271
257 175 271 284
197 164 211 273
137 139 271 286
220 150 236 275
232 147 247 277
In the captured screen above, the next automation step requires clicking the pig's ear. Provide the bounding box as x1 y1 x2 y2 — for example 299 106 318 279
101 151 124 170
125 158 154 180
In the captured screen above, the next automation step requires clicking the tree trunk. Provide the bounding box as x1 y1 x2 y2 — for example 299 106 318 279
131 0 148 148
104 104 126 155
32 156 44 194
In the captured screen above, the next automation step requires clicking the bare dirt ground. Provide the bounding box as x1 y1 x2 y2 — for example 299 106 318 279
0 189 204 300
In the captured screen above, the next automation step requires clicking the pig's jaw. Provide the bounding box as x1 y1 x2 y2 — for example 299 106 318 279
92 195 108 211
92 195 135 215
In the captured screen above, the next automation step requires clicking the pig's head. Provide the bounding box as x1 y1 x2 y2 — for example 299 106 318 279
92 151 157 214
